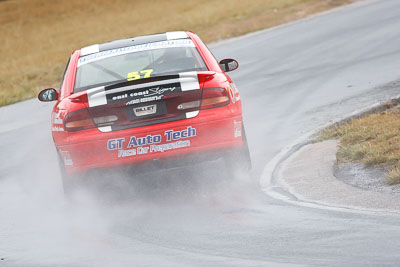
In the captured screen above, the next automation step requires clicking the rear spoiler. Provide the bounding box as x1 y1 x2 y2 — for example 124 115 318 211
83 71 216 108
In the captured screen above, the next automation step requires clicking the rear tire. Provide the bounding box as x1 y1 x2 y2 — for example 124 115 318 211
224 125 252 179
58 155 77 196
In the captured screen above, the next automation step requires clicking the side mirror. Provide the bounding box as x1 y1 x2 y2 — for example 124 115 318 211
38 88 58 102
219 58 239 72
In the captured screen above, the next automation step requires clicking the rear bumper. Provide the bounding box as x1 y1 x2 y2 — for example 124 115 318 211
57 112 243 174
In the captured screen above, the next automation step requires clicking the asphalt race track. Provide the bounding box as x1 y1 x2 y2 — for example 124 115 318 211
1 0 400 266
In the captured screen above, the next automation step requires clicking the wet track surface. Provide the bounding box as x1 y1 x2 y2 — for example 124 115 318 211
2 0 400 266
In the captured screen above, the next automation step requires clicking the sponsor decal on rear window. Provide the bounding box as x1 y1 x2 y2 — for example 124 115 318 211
107 126 196 158
78 39 195 67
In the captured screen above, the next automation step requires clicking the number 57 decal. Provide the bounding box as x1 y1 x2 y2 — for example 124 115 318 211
127 69 153 81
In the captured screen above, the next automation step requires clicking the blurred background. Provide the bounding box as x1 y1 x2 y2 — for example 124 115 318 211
0 0 355 106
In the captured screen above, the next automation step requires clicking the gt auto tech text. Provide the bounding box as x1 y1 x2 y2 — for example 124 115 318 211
107 126 196 158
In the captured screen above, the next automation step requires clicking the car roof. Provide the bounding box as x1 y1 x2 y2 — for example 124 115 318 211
80 31 190 56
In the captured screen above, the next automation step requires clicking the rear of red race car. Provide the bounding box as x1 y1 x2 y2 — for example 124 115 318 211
38 31 251 191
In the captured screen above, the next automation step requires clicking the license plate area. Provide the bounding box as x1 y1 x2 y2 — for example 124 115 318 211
134 104 157 116
128 102 166 120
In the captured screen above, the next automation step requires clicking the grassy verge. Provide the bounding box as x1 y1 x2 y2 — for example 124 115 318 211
0 0 359 106
318 101 400 184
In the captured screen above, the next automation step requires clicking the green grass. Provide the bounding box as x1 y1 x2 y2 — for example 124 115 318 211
318 102 400 184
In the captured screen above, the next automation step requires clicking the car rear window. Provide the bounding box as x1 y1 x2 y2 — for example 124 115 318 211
74 39 208 92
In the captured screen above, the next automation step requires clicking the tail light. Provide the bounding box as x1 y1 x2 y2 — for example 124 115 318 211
64 109 95 132
93 115 118 126
177 100 201 110
200 88 230 109
64 109 119 132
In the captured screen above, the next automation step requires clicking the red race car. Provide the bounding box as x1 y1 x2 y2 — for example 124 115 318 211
38 31 251 191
